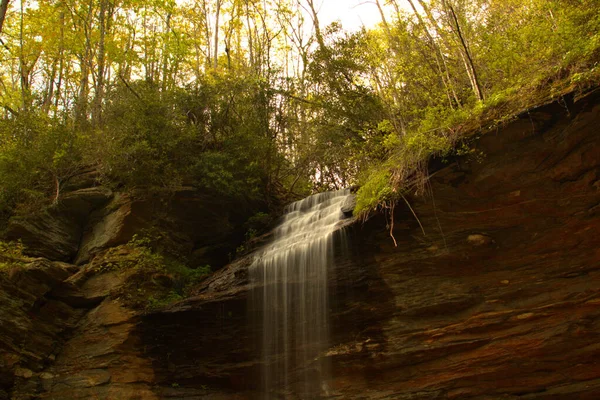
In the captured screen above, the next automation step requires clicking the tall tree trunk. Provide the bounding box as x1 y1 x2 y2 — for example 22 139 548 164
54 11 65 112
76 0 94 127
200 0 212 68
374 0 407 133
18 0 39 111
92 0 107 126
406 0 459 108
415 0 461 106
19 0 29 111
213 0 221 70
42 58 57 114
305 0 325 52
445 0 483 101
375 0 392 39
161 12 172 91
225 2 238 72
0 0 9 35
245 0 254 70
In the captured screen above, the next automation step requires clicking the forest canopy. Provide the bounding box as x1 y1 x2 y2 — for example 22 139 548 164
0 0 597 220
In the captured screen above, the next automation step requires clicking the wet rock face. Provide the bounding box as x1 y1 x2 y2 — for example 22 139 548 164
0 260 84 397
139 90 600 398
323 91 600 398
1 90 600 400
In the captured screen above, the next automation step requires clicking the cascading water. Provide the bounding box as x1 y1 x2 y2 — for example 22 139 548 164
250 189 352 399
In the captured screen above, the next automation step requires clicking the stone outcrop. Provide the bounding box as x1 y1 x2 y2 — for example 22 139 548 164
4 187 113 261
1 88 600 399
0 260 84 399
135 88 600 398
75 187 255 267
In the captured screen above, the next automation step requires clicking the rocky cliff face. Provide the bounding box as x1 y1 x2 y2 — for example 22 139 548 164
1 88 600 399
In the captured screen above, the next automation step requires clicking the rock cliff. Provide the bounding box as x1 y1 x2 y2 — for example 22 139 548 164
1 87 600 399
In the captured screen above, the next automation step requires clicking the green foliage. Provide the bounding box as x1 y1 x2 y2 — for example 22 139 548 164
0 113 83 219
94 76 282 206
92 233 211 309
0 0 597 223
147 291 185 310
302 27 389 189
0 240 29 273
96 84 197 190
352 0 600 215
354 168 394 215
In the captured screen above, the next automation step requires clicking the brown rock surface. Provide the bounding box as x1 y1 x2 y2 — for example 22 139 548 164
1 89 600 400
4 186 113 261
138 89 600 398
75 188 257 267
0 260 84 399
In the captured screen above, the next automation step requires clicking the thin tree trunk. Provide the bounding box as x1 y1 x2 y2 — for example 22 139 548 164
161 13 172 91
406 0 459 108
306 0 325 51
76 0 94 127
54 26 65 112
245 1 254 70
375 0 392 39
445 1 483 101
0 0 9 35
92 0 107 126
42 58 57 114
414 0 462 106
19 0 29 111
200 0 212 68
225 2 238 71
213 0 221 70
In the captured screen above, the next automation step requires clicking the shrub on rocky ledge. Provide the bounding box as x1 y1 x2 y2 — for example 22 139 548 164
0 240 30 273
89 233 211 310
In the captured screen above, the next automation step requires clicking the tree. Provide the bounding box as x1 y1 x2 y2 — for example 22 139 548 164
0 0 9 35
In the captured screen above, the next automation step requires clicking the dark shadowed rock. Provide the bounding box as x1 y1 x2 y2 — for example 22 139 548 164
5 211 83 261
3 89 600 399
4 187 112 262
341 194 357 216
0 260 84 397
59 187 113 219
74 194 137 265
75 187 260 267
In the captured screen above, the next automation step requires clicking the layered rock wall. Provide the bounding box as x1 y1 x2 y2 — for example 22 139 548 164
1 88 600 399
142 89 600 399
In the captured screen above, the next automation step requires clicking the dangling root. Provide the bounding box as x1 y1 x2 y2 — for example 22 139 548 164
400 193 426 236
389 202 398 247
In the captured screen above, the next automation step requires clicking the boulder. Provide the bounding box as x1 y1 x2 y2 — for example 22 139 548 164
75 188 255 268
0 259 84 395
130 89 600 399
74 194 138 265
59 187 113 219
341 194 357 216
5 211 83 262
4 187 112 262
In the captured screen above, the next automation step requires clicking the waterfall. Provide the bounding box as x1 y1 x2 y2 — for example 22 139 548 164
250 189 352 399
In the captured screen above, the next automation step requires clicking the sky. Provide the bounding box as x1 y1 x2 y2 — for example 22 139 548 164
312 0 385 32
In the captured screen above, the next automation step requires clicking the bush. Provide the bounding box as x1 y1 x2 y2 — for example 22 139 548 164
92 233 211 309
0 113 83 219
0 240 30 273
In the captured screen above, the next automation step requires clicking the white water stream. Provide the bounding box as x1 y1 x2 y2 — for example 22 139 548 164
250 189 352 398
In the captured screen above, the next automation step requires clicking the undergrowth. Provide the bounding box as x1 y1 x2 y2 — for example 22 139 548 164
354 64 600 217
91 232 211 310
0 240 30 273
